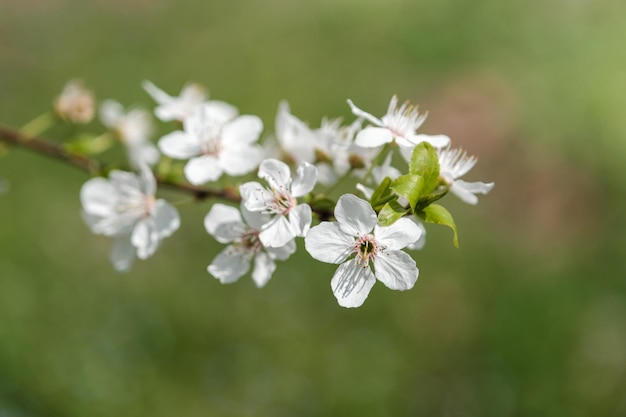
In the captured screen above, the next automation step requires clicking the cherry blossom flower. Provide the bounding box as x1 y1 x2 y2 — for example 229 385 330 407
347 96 450 149
438 145 494 205
54 80 95 124
157 103 263 185
240 158 317 248
204 203 296 287
275 101 372 185
80 165 180 272
100 100 159 168
304 194 421 308
142 80 237 122
274 100 317 164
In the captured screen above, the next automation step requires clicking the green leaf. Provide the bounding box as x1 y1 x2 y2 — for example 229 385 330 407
391 174 424 211
415 188 449 211
64 133 114 156
378 200 409 226
369 176 396 212
409 142 440 194
418 204 459 248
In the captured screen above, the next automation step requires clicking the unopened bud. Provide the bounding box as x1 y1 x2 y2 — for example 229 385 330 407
54 80 95 124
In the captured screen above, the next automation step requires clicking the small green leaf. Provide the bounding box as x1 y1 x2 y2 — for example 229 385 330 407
64 133 114 156
370 176 396 211
418 203 459 248
416 188 449 211
391 174 424 211
409 142 440 194
378 200 409 226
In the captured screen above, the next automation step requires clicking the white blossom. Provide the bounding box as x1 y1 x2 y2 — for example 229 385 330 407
240 158 317 248
80 165 180 272
204 203 296 287
275 101 373 185
305 194 421 308
54 79 95 124
157 103 263 185
438 145 494 205
100 99 159 168
142 80 237 122
275 101 317 164
347 96 450 149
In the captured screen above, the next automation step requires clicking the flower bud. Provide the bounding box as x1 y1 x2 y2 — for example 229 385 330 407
54 80 95 124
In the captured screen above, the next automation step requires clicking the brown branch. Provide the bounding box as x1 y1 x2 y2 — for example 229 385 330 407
0 124 241 204
0 124 335 219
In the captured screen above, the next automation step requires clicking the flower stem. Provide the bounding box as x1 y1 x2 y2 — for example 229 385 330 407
361 142 393 184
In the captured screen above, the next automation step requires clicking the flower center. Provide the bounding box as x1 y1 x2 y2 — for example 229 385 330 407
270 188 296 215
240 229 263 253
353 234 379 267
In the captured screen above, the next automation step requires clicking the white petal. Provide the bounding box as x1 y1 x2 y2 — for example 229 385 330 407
127 143 160 169
407 220 427 250
153 200 180 239
204 100 239 123
315 163 338 186
373 250 418 291
259 215 294 248
288 203 312 237
265 239 296 261
220 146 262 177
131 219 159 260
110 234 136 272
331 261 376 308
158 131 201 160
137 163 156 196
290 162 317 197
80 178 116 217
354 127 393 148
251 252 276 288
204 204 243 240
142 80 172 105
374 217 423 250
184 155 223 185
222 115 263 146
258 158 292 190
99 99 123 128
408 134 451 148
347 99 383 126
304 222 354 264
108 170 141 193
355 183 374 200
240 203 271 230
335 194 377 236
450 180 494 205
208 247 250 284
240 181 273 212
455 180 494 195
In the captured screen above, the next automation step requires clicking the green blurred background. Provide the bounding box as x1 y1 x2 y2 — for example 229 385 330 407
1 0 625 415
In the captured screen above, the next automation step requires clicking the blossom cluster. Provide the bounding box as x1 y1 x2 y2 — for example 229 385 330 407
49 80 493 307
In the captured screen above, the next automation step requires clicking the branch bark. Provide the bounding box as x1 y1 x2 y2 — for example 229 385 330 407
0 124 240 203
0 125 334 219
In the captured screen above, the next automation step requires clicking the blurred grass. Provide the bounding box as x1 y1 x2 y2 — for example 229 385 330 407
1 0 626 416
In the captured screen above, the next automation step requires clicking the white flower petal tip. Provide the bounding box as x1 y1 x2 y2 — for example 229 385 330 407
304 194 420 308
80 167 180 271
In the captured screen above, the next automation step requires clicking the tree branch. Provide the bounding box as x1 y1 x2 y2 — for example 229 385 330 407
0 124 240 203
0 125 334 219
